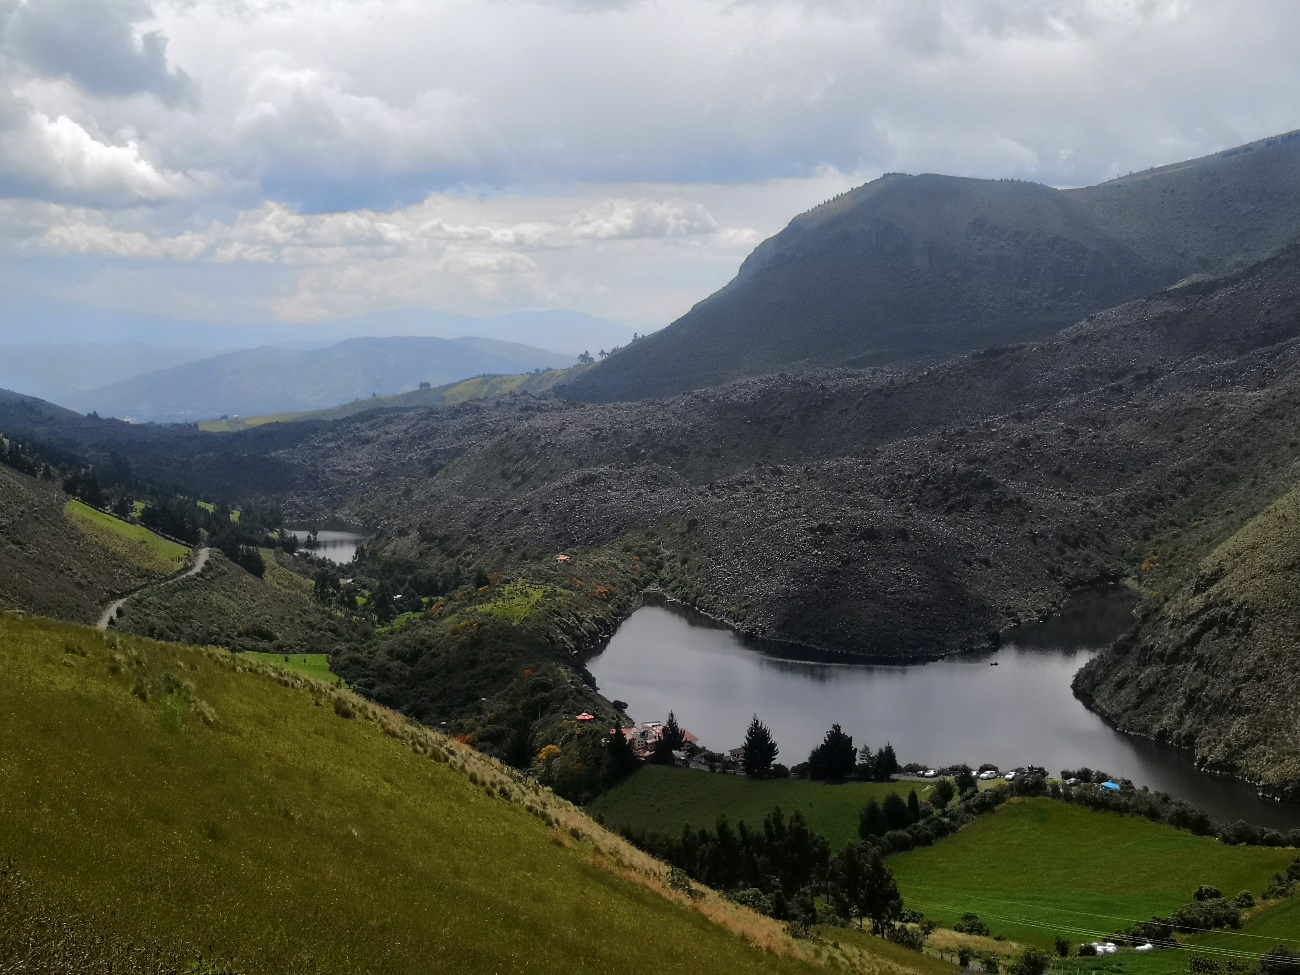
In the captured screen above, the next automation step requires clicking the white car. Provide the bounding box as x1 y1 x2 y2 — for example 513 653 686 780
923 769 939 778
978 770 999 780
1004 771 1017 781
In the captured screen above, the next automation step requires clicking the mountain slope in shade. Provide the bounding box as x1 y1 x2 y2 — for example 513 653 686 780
69 336 577 422
565 130 1300 401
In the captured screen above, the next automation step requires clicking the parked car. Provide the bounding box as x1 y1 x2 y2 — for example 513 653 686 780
923 769 939 778
977 770 999 780
1004 771 1017 781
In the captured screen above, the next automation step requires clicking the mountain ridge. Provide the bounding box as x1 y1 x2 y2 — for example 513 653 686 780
564 129 1300 401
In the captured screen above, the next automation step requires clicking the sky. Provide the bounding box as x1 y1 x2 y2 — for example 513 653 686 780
2 0 1300 344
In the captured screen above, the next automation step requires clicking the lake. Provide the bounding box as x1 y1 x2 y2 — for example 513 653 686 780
587 590 1300 830
285 530 368 565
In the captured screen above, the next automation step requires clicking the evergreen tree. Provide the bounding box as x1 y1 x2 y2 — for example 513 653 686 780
873 742 900 781
807 723 856 781
932 778 957 808
860 846 903 935
599 725 639 788
854 743 876 781
858 799 888 839
650 711 685 764
742 714 779 778
882 792 911 831
953 765 978 795
907 789 922 824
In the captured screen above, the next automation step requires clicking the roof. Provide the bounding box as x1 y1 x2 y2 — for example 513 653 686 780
575 712 595 721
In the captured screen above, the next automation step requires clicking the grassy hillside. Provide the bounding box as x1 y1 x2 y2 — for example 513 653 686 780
0 611 926 975
0 464 170 624
890 800 1294 951
591 765 926 849
112 549 367 656
64 498 189 573
1076 480 1300 796
239 651 337 683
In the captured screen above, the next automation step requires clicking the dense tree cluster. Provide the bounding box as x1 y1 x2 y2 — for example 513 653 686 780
626 807 904 933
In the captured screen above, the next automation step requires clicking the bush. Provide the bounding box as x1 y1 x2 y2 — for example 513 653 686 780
885 925 924 951
954 913 990 937
1233 891 1255 909
333 697 356 719
1078 943 1097 957
957 946 974 968
1261 945 1300 975
1193 885 1223 901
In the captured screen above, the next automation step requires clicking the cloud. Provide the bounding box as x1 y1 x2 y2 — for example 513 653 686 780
2 0 197 107
0 97 198 204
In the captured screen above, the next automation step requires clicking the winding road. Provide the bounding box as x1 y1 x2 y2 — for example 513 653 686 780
97 547 211 631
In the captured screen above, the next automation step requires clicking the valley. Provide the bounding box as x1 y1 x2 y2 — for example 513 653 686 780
7 129 1300 974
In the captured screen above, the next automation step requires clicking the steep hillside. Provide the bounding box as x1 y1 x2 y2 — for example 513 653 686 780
0 611 918 975
0 463 177 624
70 335 577 422
565 130 1300 401
1075 482 1300 799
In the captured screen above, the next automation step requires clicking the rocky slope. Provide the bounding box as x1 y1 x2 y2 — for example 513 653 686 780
566 130 1300 401
1075 485 1300 799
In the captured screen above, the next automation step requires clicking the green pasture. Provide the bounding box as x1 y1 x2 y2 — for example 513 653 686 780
891 800 1294 954
63 499 189 572
590 764 928 849
238 651 338 684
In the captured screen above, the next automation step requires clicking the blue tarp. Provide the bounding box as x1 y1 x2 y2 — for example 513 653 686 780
1101 781 1121 792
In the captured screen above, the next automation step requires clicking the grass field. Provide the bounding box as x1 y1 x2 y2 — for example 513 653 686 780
1 612 891 975
891 799 1295 956
64 499 189 573
589 764 928 849
239 651 338 683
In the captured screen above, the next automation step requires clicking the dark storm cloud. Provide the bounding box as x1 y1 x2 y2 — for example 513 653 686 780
3 0 197 107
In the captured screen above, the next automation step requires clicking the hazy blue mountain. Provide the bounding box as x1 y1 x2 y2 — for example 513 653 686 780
67 336 577 422
566 130 1300 401
0 298 635 357
0 342 218 404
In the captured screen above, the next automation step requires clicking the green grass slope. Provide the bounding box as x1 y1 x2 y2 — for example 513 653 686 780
112 549 367 656
890 800 1294 951
0 465 170 623
0 611 924 975
64 498 189 573
590 765 921 849
1076 480 1300 797
239 651 337 683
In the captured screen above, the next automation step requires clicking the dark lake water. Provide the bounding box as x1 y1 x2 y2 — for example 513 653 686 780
588 590 1300 830
285 530 368 565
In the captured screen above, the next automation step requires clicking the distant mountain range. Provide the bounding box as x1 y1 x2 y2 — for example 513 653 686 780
0 342 219 405
65 336 578 423
566 130 1300 401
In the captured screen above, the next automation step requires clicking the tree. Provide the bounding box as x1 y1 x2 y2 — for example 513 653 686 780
1008 948 1050 975
954 765 978 795
742 715 779 778
1053 937 1071 958
932 778 957 809
1261 945 1300 975
907 789 922 823
651 711 685 764
859 799 888 839
874 742 900 781
854 743 876 781
600 725 639 788
807 723 856 781
577 350 594 365
859 845 903 934
882 792 912 831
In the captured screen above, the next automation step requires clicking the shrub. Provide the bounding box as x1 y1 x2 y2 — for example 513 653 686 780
957 946 974 968
1078 943 1097 957
1233 891 1255 909
333 697 355 719
954 913 990 937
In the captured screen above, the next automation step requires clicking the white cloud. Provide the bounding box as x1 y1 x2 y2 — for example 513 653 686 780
4 0 1300 335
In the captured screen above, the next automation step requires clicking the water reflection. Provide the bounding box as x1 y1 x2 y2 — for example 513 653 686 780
285 529 368 565
588 593 1300 830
